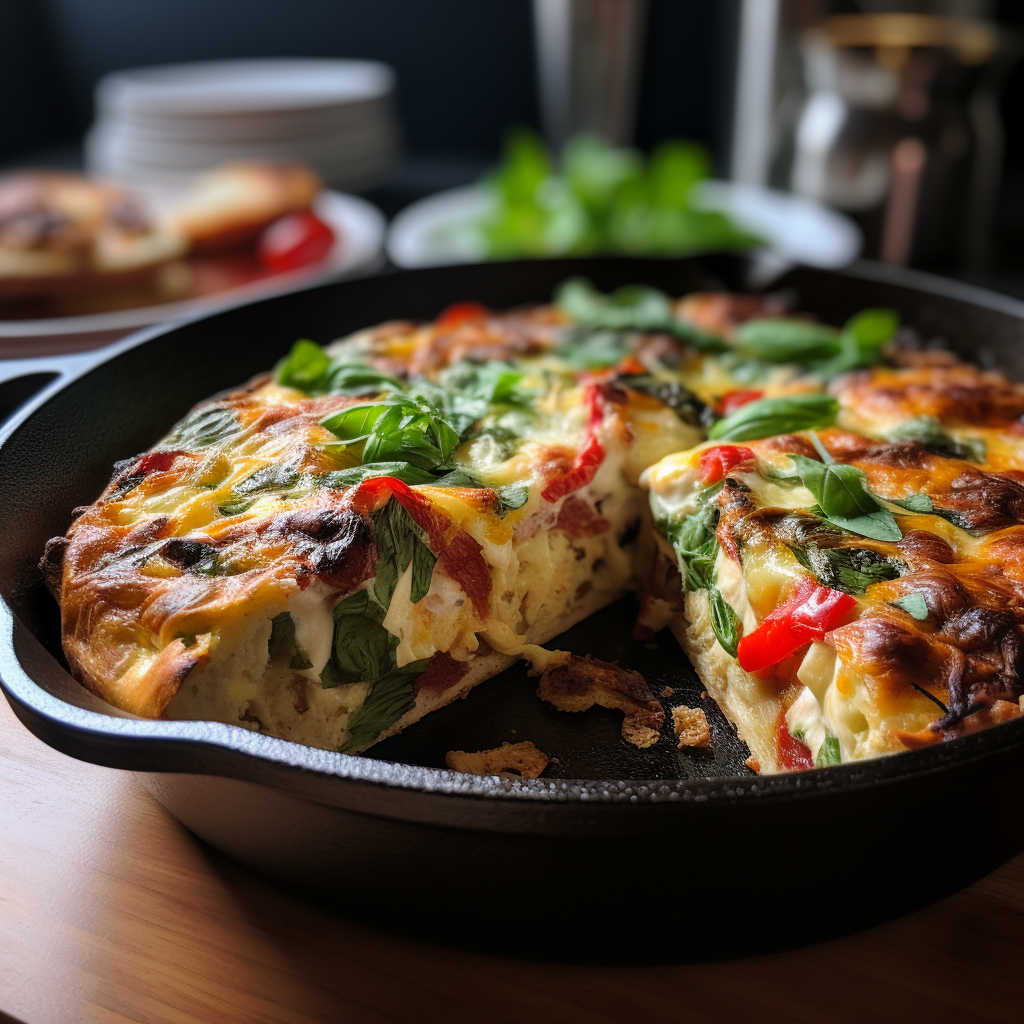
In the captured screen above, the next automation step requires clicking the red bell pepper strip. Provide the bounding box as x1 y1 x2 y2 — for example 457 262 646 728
435 301 489 330
719 389 763 415
354 476 492 618
775 708 815 770
736 576 855 673
541 384 608 503
697 445 755 485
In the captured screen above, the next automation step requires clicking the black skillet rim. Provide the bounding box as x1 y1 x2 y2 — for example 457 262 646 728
1 255 1023 825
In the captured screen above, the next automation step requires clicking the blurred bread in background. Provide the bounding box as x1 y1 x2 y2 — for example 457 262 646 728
0 171 185 300
164 162 322 253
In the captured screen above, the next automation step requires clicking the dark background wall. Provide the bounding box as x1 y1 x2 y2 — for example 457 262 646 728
0 0 736 172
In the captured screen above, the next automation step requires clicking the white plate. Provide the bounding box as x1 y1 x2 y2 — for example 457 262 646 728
386 182 863 270
0 191 386 358
96 59 395 117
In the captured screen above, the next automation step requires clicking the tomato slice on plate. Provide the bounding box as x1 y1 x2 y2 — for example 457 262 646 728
258 210 336 273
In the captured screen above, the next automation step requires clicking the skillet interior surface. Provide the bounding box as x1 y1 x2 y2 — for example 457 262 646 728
2 256 1023 959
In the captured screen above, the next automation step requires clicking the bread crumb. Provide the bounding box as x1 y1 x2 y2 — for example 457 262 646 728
446 741 549 779
745 755 761 773
537 655 664 748
661 686 674 698
699 691 707 700
672 706 711 749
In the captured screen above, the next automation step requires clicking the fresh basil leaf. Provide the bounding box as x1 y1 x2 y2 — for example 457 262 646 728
790 543 903 595
887 492 933 513
322 392 465 473
885 416 987 463
410 537 437 604
556 277 673 331
815 733 842 767
165 404 239 449
275 339 331 391
320 402 388 442
734 319 840 364
789 454 901 541
268 611 312 670
555 277 728 352
338 657 432 753
438 361 529 407
325 362 406 397
708 394 838 441
558 327 631 369
708 586 740 657
892 593 928 620
824 308 899 374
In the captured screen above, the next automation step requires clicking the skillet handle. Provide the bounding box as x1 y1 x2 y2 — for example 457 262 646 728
0 352 102 423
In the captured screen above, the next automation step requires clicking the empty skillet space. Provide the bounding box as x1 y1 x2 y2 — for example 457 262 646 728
369 598 752 779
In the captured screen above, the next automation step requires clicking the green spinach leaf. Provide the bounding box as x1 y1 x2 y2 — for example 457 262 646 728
338 658 433 753
815 734 842 767
410 537 437 604
708 587 740 657
268 611 312 670
885 416 987 463
790 544 903 595
165 404 239 449
892 593 929 620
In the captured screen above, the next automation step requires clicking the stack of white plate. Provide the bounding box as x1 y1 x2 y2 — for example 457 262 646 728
86 59 400 192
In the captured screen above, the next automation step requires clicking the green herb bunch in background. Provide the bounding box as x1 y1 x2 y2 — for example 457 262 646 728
478 131 762 259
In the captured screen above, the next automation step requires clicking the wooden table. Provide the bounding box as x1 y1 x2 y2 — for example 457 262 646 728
0 694 1020 1024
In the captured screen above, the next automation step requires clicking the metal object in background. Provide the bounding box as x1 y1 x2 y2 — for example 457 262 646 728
533 0 649 152
730 0 782 186
789 15 1018 269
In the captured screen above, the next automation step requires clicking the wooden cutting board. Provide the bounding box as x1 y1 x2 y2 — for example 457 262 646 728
0 693 1020 1024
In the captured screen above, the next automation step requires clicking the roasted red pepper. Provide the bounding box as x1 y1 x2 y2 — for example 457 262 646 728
736 576 855 673
435 301 489 330
775 707 814 770
719 389 763 415
542 384 608 502
697 445 755 485
354 476 492 618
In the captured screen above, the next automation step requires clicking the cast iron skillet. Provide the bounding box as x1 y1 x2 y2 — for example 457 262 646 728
1 256 1022 963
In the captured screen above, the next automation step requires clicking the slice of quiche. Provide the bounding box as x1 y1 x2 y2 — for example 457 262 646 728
641 361 1024 772
44 300 697 754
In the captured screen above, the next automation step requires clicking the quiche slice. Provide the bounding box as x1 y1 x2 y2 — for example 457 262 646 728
44 302 697 754
641 374 1024 772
